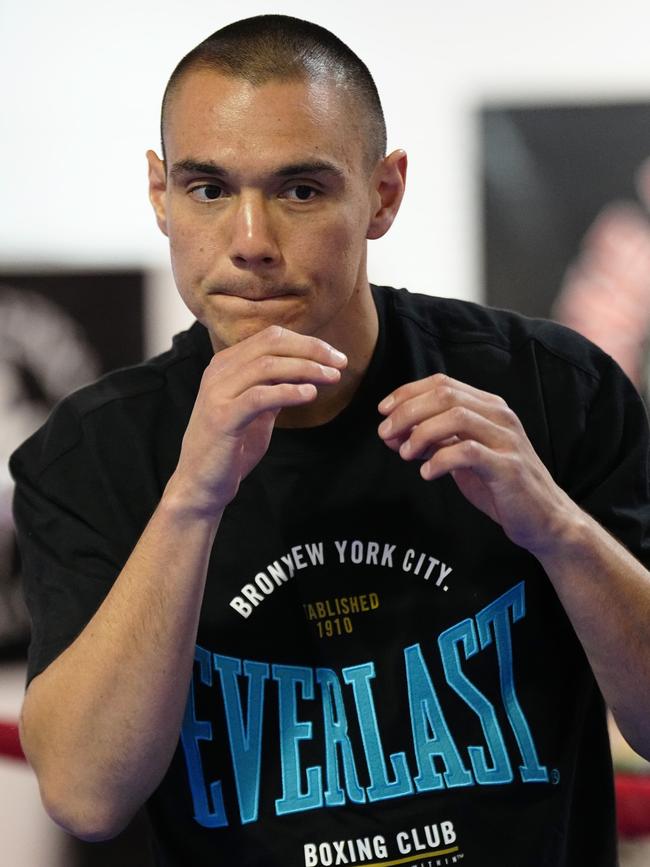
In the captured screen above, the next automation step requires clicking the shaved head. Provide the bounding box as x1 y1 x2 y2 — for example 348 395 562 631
160 14 387 175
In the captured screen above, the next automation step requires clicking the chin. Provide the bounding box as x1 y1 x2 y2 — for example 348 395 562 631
207 304 311 349
207 318 296 352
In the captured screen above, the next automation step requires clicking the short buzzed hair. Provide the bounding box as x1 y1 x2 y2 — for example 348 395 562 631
160 14 387 173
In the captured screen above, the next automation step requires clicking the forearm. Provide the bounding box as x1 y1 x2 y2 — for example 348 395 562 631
535 506 650 758
20 481 221 840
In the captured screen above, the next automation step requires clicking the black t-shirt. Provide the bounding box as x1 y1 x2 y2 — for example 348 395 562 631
10 285 650 866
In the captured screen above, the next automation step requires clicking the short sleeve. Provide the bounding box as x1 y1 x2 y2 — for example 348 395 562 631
10 399 124 686
558 349 650 570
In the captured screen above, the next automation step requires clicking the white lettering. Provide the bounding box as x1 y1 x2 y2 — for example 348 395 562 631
441 821 456 844
303 836 388 865
412 827 426 851
413 552 427 575
380 544 396 567
229 596 252 618
396 831 411 854
366 541 379 565
305 542 325 566
423 557 440 580
268 562 289 586
254 572 275 595
241 584 264 606
334 540 348 562
424 824 441 847
280 553 296 578
292 545 307 569
319 843 333 865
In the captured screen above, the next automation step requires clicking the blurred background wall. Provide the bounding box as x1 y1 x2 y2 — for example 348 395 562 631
3 0 649 355
2 0 650 863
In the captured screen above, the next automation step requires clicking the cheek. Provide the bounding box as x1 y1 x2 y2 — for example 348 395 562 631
167 226 211 316
168 217 211 280
296 209 366 275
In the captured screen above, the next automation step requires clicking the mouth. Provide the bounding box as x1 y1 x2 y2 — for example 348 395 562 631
212 288 299 302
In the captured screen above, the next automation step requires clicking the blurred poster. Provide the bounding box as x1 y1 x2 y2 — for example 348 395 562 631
481 101 650 400
481 100 650 313
0 270 144 657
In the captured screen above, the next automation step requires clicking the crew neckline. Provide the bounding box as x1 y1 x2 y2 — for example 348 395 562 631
266 284 393 460
187 284 396 461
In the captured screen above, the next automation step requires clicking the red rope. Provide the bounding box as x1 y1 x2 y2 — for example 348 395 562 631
0 720 25 761
616 774 650 838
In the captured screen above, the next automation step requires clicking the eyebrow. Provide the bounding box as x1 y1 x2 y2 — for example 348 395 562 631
168 158 345 181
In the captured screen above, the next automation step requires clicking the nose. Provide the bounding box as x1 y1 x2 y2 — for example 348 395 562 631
228 192 281 269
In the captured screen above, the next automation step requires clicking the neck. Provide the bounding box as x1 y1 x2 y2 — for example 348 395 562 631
275 284 379 429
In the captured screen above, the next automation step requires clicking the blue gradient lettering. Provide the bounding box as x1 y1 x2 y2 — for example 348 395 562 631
316 668 366 806
214 654 269 824
273 664 324 815
343 662 414 802
476 582 548 783
438 619 513 785
180 645 229 827
405 643 474 790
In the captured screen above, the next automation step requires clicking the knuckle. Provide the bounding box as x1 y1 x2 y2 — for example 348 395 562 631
436 384 455 409
505 452 525 482
258 354 276 374
402 401 418 423
247 385 266 409
499 403 520 428
450 405 469 424
266 324 285 342
461 439 479 459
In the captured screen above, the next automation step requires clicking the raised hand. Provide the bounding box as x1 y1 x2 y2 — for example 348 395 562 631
167 325 348 519
377 373 576 557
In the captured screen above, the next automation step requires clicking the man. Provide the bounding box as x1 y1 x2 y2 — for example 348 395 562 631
10 14 650 867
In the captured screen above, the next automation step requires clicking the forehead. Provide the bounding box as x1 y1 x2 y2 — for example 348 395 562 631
164 69 363 173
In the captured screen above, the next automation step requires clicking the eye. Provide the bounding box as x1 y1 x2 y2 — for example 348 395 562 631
189 184 225 202
282 184 319 202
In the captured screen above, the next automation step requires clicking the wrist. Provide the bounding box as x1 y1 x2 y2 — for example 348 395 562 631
160 472 226 529
530 501 594 570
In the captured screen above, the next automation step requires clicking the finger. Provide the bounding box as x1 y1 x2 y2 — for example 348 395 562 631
213 324 348 374
397 408 509 461
381 432 458 456
232 382 318 431
221 354 344 398
419 438 499 482
378 386 515 444
378 373 499 416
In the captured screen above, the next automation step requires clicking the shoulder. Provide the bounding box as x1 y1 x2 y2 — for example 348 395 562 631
375 284 616 385
10 321 210 479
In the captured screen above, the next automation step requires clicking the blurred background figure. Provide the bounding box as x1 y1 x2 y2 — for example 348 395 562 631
553 157 650 399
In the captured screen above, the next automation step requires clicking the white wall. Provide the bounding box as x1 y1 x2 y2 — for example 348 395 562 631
3 0 649 354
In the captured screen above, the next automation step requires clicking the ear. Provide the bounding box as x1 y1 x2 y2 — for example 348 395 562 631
366 149 407 240
146 149 169 237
